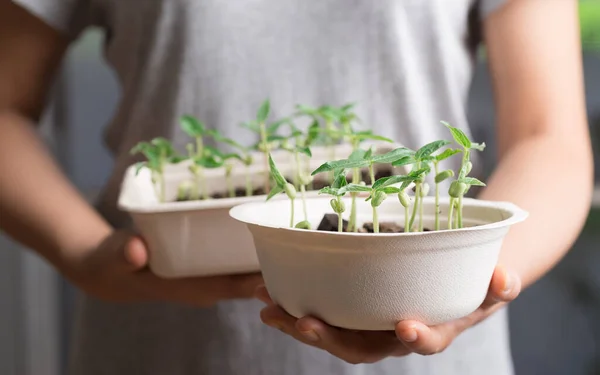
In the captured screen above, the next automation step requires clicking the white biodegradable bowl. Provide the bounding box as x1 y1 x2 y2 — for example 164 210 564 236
118 141 401 278
229 196 528 330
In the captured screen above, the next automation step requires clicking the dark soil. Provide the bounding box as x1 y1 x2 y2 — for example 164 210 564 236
316 213 432 233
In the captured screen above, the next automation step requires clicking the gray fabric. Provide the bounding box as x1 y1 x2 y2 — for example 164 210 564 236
14 0 512 374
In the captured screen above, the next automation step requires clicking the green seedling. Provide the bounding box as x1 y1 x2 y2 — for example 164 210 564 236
131 137 184 202
392 139 461 231
312 147 413 185
241 99 283 194
266 154 302 228
209 129 255 197
180 115 213 200
370 168 430 232
318 169 351 232
442 122 486 229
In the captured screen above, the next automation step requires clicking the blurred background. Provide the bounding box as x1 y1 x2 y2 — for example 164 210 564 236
0 1 599 374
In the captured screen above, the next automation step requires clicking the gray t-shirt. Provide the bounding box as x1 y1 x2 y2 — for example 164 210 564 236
15 0 512 374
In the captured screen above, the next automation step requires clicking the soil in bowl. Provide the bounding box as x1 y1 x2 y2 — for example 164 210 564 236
316 213 423 233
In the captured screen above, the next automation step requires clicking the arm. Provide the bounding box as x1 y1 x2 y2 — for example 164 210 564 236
479 0 593 288
0 2 262 304
0 1 112 276
256 0 594 362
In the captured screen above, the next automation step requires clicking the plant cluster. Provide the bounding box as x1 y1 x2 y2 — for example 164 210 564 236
267 121 487 233
130 100 382 204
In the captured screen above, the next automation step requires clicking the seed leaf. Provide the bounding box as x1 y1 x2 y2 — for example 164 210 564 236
180 115 206 137
415 140 450 160
268 154 287 187
151 137 175 157
348 148 367 161
442 121 472 149
257 99 270 123
371 147 414 164
266 184 284 201
372 174 417 190
311 159 369 175
436 148 462 161
460 177 486 186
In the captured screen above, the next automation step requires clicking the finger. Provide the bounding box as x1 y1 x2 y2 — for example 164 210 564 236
255 284 274 304
396 320 456 356
124 236 149 271
482 265 522 308
297 317 409 363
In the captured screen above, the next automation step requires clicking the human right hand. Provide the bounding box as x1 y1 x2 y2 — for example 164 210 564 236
65 230 263 307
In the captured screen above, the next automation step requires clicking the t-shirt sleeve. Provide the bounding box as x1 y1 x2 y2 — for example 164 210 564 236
12 0 92 40
479 0 508 19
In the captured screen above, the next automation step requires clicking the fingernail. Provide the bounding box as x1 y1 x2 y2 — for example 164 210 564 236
299 329 320 342
400 326 418 343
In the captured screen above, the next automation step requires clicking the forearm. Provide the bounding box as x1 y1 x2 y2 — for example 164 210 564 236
478 132 593 288
0 111 112 273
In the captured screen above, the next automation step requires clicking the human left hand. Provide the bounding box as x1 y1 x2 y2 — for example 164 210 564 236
256 265 521 364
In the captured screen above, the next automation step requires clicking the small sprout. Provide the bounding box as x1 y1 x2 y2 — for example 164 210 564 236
295 221 311 230
435 169 455 184
131 137 181 203
266 154 298 228
443 121 487 229
398 190 411 208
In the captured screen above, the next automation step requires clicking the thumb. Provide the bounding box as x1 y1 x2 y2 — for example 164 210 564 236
122 235 149 271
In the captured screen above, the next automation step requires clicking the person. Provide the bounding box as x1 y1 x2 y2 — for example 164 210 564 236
0 0 593 374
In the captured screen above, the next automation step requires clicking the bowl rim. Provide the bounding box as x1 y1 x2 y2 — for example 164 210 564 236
229 196 529 237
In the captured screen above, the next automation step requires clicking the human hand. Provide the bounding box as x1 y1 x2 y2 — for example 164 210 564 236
257 265 521 364
64 230 263 307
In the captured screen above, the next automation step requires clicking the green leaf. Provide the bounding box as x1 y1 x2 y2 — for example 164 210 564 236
268 154 287 187
391 155 416 167
266 134 287 143
151 137 175 157
415 140 451 160
353 131 394 143
296 146 312 157
318 187 343 196
341 184 372 193
460 177 486 186
169 155 187 164
442 121 471 149
372 174 419 190
348 148 367 161
380 187 401 194
267 117 291 133
134 162 147 175
311 159 369 176
295 104 319 116
241 121 260 133
223 153 243 161
256 99 270 123
399 180 412 190
306 121 320 145
341 103 356 112
180 115 206 137
371 147 414 164
471 142 486 151
331 169 349 189
266 184 284 201
364 147 373 160
195 154 224 169
435 148 462 161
